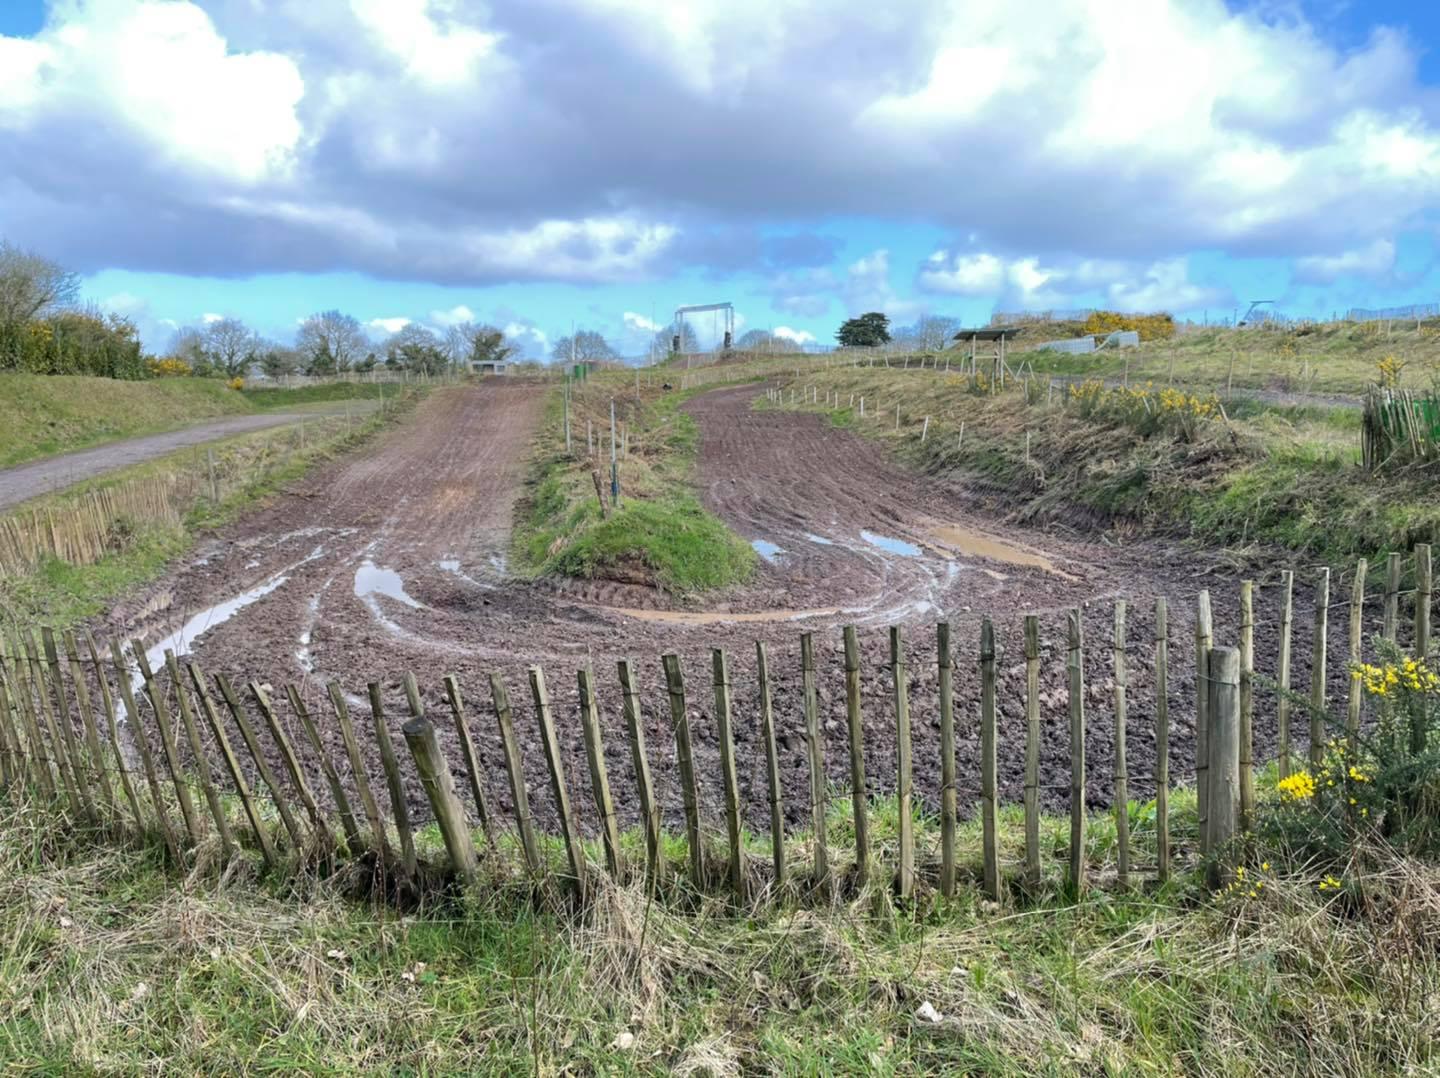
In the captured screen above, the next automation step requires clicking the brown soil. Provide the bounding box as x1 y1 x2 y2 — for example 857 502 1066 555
109 382 1383 842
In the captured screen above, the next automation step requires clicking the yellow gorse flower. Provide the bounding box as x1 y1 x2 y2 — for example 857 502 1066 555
1278 771 1316 801
1354 658 1439 696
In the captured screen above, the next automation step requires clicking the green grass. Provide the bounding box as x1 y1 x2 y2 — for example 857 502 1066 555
0 373 254 468
513 378 756 593
240 382 398 411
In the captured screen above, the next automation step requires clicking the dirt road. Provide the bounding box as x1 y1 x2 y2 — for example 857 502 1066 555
0 411 323 511
106 382 1370 842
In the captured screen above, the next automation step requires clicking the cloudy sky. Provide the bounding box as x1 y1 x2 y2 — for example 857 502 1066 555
3 0 1440 357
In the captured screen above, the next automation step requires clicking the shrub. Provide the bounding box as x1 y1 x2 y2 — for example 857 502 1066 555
1082 310 1176 341
146 357 193 378
1067 379 1219 442
227 376 245 391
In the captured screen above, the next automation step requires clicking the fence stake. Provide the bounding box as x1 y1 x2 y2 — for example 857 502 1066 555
40 629 99 826
110 642 180 861
328 681 392 864
1346 560 1368 756
402 716 479 884
1383 552 1402 642
0 675 20 790
529 665 587 894
1309 569 1331 769
842 626 871 888
85 631 143 831
368 683 418 879
442 676 497 851
5 638 50 799
167 652 235 858
1067 609 1086 896
29 635 86 822
489 672 541 876
1414 544 1432 753
662 654 705 886
755 642 787 891
711 649 746 903
1205 647 1242 889
1154 598 1170 881
187 663 277 869
1239 581 1255 834
1195 591 1213 853
59 630 114 819
577 667 622 876
800 633 830 897
219 673 305 851
618 659 662 887
939 622 958 896
287 684 362 853
133 642 201 843
980 618 1000 901
1113 602 1130 888
254 680 332 846
886 627 914 898
1020 616 1040 888
1277 570 1295 778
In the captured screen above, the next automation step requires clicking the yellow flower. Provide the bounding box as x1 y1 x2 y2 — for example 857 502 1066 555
1318 875 1342 893
1278 771 1316 801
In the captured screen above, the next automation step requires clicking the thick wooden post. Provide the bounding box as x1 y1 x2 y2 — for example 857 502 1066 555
890 627 915 898
402 717 478 884
327 681 391 863
1205 647 1241 888
529 665 586 893
711 649 746 902
1276 570 1295 778
489 672 540 876
1383 552 1403 643
1021 616 1041 888
842 626 871 887
576 667 621 876
1067 609 1086 896
110 642 180 861
368 683 418 878
1239 581 1255 834
287 685 363 853
939 622 958 896
188 663 276 870
1346 561 1368 756
253 681 332 846
1153 598 1171 881
85 631 144 832
662 654 705 885
1309 569 1331 769
1112 602 1130 888
1194 591 1213 853
755 642 787 890
442 676 497 850
218 674 305 851
618 659 662 885
167 652 235 858
979 618 999 901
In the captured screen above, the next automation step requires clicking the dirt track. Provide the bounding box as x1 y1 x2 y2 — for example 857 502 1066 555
109 382 1379 841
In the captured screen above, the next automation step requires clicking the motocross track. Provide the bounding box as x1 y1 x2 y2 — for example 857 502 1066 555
109 382 1376 841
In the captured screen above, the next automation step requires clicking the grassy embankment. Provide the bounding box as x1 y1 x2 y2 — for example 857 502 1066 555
0 387 422 630
2 782 1436 1073
512 372 756 593
763 346 1439 563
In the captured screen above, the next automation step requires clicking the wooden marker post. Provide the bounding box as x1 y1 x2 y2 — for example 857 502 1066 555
1309 569 1331 769
1276 571 1295 778
618 659 662 887
1112 602 1130 888
1067 610 1086 896
979 618 1000 901
800 633 830 897
1346 561 1368 756
711 649 745 902
1205 647 1241 888
1195 591 1213 852
890 627 915 898
576 667 621 876
755 642 787 891
402 716 478 884
938 622 958 896
662 654 704 886
842 626 871 887
1021 616 1041 888
1239 581 1255 834
1153 598 1171 880
1383 552 1402 643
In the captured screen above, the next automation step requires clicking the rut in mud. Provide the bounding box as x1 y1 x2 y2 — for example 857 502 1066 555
107 382 1374 842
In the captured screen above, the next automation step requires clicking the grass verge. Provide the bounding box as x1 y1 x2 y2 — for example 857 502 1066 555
512 375 755 594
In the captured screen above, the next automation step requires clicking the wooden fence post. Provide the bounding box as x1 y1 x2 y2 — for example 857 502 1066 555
442 676 497 851
618 659 662 887
1239 582 1255 834
327 681 392 863
85 631 144 832
1205 647 1241 889
1277 571 1295 778
29 635 85 822
61 631 115 820
662 654 705 886
711 649 746 902
755 642 787 891
842 626 871 887
938 622 958 896
40 629 99 825
1383 552 1402 643
1020 616 1041 888
529 665 587 894
368 683 418 879
133 642 201 843
1112 602 1130 888
188 663 276 870
1309 569 1331 769
288 684 364 853
489 672 541 877
166 652 235 858
110 642 180 862
254 681 332 847
1414 544 1432 754
1067 609 1086 896
800 633 830 897
1346 560 1368 756
219 674 306 851
979 618 1000 901
890 627 915 898
7 638 52 800
1153 598 1170 881
402 717 479 884
577 667 621 876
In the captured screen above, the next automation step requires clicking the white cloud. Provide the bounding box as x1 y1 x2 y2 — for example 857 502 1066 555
350 0 501 88
201 312 224 324
503 321 549 357
367 316 411 335
843 249 926 321
429 304 475 327
1104 259 1227 313
1294 239 1397 284
773 326 815 345
918 250 1006 295
623 311 663 332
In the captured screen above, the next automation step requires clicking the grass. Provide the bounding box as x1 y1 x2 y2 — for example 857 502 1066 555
513 374 756 594
240 382 399 411
1 782 1435 1073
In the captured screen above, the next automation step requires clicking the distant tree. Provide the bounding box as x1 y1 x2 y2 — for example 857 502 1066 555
0 240 80 362
836 311 891 347
255 343 301 380
165 326 210 373
653 321 699 357
735 329 803 354
201 317 256 377
903 315 960 352
296 310 366 374
550 329 619 364
445 322 516 370
384 324 448 375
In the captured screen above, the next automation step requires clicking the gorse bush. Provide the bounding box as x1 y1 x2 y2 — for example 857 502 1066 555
0 309 146 379
1081 309 1176 341
1067 379 1220 441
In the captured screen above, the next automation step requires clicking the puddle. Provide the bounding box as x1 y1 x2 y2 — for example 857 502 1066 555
803 533 835 546
354 560 424 608
926 523 1078 580
861 530 921 558
751 539 785 562
143 576 290 672
439 559 461 572
608 605 840 626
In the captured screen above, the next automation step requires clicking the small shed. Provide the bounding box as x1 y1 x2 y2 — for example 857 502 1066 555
472 359 508 375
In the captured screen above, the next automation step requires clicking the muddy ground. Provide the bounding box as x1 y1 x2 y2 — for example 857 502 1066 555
96 382 1399 843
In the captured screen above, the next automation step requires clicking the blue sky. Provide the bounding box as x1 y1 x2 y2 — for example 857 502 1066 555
3 0 1440 358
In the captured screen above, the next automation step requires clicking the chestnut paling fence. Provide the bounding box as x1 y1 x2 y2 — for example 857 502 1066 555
0 544 1432 906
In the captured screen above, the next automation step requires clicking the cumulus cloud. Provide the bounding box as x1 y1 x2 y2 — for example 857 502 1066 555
623 311 663 332
773 326 815 344
1294 239 1398 284
367 316 411 335
429 304 476 327
843 250 926 320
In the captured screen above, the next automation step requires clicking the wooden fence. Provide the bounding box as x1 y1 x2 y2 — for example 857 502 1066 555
0 545 1432 907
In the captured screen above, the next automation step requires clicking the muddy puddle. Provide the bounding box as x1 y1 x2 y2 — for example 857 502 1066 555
925 522 1077 580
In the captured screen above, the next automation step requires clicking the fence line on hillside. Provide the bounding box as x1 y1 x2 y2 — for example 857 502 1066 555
0 546 1432 908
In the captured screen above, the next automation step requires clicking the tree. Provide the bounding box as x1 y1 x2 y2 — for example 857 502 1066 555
296 310 366 374
902 315 960 352
550 329 619 365
0 240 80 333
166 326 209 373
736 329 802 354
445 322 516 370
836 311 891 347
202 317 256 377
255 343 301 380
384 324 448 376
654 322 699 357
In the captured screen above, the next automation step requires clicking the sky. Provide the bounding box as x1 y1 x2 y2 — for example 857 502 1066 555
3 0 1440 359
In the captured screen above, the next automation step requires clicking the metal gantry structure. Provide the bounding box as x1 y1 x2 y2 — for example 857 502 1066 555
672 302 734 364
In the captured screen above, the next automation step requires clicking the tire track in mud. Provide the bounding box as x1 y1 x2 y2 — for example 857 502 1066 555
106 382 1368 843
